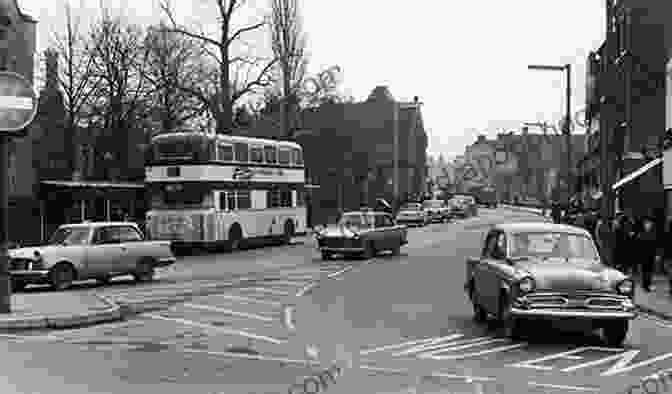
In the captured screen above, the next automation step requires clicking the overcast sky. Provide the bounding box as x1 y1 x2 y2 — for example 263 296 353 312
19 0 605 159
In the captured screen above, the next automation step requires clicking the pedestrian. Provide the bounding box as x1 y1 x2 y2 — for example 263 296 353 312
551 202 562 224
615 213 636 275
637 216 659 292
595 214 613 267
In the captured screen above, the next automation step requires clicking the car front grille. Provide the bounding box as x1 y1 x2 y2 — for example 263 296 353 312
10 258 35 271
525 293 625 310
320 238 361 249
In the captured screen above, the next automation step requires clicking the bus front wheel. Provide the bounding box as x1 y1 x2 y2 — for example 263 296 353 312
282 220 295 245
229 225 243 252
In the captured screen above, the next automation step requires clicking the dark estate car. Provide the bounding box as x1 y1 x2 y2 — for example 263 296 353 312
395 202 429 226
449 195 478 218
422 199 451 223
465 222 636 346
315 210 408 260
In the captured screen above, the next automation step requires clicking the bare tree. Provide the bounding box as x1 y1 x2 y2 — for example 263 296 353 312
270 0 308 138
143 22 207 134
48 2 100 173
86 9 150 179
301 65 352 107
160 0 277 134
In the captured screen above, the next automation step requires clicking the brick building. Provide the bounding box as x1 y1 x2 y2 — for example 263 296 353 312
293 86 428 225
491 131 585 205
580 1 670 220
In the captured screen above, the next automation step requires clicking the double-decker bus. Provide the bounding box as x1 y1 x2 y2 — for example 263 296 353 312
145 131 306 251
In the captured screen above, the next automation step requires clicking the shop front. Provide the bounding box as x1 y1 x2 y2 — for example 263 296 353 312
38 180 147 242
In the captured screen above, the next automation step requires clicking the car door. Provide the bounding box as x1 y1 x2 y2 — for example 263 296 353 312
88 226 125 276
372 214 393 250
473 231 497 309
480 231 508 314
117 225 145 272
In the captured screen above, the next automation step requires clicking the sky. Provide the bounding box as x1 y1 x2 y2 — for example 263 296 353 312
19 0 605 159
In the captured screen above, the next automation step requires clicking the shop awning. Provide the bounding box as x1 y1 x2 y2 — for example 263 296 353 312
611 157 662 191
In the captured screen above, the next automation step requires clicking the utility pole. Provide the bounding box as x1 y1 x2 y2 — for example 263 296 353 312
564 64 573 204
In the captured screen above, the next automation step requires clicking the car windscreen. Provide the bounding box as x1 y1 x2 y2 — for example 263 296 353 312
48 227 91 246
338 214 364 228
510 232 599 261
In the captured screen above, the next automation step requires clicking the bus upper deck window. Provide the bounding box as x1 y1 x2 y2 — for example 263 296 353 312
234 143 248 162
264 145 277 164
250 146 263 163
278 148 291 165
291 148 304 166
218 144 234 162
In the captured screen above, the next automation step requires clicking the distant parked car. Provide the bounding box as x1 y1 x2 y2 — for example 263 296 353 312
9 222 176 291
422 199 451 223
449 195 478 218
395 202 429 226
465 222 636 346
315 210 408 260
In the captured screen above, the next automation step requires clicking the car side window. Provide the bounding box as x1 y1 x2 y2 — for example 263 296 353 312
94 227 117 244
118 226 143 242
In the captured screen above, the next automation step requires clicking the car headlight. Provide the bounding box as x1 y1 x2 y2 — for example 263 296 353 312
517 277 535 294
616 279 634 296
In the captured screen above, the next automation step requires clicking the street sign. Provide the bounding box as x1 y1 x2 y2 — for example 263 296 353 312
0 71 37 135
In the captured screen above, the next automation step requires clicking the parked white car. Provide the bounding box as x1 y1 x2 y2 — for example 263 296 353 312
9 222 176 291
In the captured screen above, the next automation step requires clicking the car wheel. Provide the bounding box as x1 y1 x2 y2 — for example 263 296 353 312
11 279 26 292
391 244 401 256
500 294 522 339
50 264 75 291
469 284 487 322
133 259 155 283
362 241 375 260
229 225 243 251
603 320 629 346
321 251 332 260
282 220 295 245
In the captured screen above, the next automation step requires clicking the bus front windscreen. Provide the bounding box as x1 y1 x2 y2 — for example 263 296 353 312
151 134 214 163
151 184 212 209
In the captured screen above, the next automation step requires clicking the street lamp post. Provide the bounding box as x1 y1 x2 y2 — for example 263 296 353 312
528 64 572 207
393 99 423 211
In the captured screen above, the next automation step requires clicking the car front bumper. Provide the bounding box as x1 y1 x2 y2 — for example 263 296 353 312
319 247 365 253
510 306 637 320
10 269 50 283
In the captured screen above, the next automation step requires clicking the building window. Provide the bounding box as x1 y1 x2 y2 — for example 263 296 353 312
280 189 292 207
267 189 281 208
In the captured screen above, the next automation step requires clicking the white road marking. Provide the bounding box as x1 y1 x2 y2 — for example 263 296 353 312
265 280 308 287
393 335 470 356
206 294 282 307
181 303 274 322
108 282 225 298
245 287 290 296
0 333 60 342
601 351 672 376
144 313 285 345
327 266 353 278
424 342 527 361
360 336 461 356
296 282 318 297
182 348 319 365
562 349 640 373
528 382 598 392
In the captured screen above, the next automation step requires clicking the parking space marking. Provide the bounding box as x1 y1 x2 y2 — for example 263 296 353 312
528 382 598 392
510 347 622 371
144 313 286 345
243 287 290 296
361 335 462 356
181 303 274 322
205 294 282 307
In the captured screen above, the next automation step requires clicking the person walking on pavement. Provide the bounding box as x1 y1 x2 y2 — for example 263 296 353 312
637 216 659 292
595 214 613 267
551 202 562 224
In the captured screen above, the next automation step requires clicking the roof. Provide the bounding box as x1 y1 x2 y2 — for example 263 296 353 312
493 222 590 236
60 222 139 228
151 131 302 149
41 180 145 189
